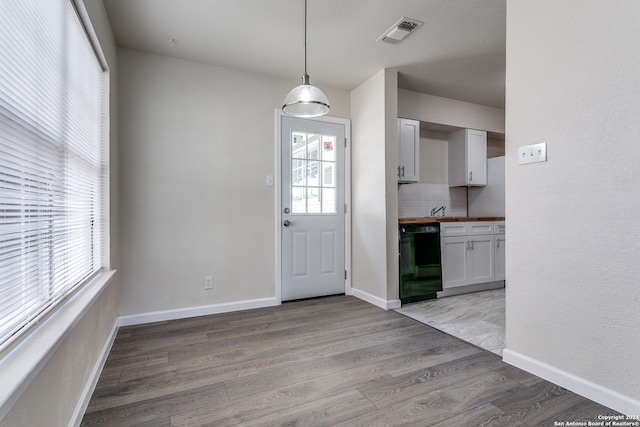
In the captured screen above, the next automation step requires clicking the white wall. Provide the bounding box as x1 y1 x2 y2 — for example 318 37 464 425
468 156 505 217
504 0 640 414
384 71 400 303
418 131 448 184
117 48 350 318
487 137 505 158
398 89 505 134
350 70 390 305
350 69 400 308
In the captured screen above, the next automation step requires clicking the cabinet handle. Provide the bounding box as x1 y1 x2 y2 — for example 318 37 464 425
496 239 500 248
470 239 474 250
469 171 473 182
397 166 401 178
401 166 405 177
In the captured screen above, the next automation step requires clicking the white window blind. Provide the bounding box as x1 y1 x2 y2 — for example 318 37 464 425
0 0 108 349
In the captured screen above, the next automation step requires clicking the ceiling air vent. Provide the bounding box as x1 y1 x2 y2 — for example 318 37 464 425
377 17 424 44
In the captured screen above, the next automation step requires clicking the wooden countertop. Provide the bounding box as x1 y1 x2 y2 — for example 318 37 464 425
399 217 505 224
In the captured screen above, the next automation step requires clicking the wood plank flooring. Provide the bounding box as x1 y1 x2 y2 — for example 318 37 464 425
81 295 619 426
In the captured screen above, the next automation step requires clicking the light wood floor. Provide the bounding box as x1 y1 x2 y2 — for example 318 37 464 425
82 295 619 426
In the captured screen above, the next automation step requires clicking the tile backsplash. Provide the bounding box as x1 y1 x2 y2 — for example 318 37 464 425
398 183 467 218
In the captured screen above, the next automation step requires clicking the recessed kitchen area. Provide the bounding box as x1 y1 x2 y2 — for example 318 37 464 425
394 114 506 354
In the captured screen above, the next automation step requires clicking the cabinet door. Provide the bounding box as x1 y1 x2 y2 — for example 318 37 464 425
494 235 506 281
448 128 487 187
468 234 494 284
398 118 419 183
466 130 487 185
441 236 469 289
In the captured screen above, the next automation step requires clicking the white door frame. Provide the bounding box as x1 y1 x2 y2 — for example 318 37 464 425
274 110 351 304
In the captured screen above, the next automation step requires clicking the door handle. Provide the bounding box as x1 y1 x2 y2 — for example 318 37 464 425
283 220 291 227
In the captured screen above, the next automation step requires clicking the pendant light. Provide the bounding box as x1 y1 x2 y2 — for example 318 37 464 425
282 0 330 117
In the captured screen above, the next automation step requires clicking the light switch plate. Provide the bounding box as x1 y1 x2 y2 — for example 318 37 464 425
518 142 547 165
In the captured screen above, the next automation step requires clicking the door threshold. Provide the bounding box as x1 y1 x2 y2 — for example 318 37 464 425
282 293 346 304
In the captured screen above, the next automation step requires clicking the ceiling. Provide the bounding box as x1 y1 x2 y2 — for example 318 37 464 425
103 0 506 109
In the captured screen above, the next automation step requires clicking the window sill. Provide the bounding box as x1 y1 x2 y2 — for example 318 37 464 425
0 269 116 421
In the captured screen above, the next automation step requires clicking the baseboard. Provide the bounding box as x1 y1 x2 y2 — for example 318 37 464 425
70 318 119 427
351 288 401 310
503 348 640 416
118 297 280 327
436 281 504 298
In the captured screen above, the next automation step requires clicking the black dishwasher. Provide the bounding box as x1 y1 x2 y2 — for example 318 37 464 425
399 223 443 304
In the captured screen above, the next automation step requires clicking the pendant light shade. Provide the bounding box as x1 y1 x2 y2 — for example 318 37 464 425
282 0 330 117
282 73 330 117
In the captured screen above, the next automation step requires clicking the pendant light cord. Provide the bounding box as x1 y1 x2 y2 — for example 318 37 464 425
304 0 308 77
281 0 330 116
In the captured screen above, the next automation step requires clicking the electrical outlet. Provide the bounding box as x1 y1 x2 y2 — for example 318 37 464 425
204 276 213 290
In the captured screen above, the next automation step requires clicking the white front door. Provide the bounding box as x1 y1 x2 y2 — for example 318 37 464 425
280 116 345 301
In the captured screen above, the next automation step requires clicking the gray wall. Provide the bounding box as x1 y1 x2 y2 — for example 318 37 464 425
350 69 401 307
504 0 640 412
117 48 351 317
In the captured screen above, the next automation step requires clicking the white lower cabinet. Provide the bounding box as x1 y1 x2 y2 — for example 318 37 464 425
440 221 503 290
494 222 506 281
441 236 470 288
468 234 495 284
441 234 494 289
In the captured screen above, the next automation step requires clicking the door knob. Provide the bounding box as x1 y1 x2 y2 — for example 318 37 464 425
283 220 291 227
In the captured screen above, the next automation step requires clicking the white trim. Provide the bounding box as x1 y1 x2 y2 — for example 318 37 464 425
0 270 116 421
70 319 118 427
274 110 283 305
274 111 352 301
118 297 279 327
436 281 504 298
70 0 109 72
351 287 401 310
343 118 352 296
503 348 640 416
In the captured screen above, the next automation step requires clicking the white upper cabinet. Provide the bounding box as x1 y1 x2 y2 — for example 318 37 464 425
398 118 419 183
448 128 487 186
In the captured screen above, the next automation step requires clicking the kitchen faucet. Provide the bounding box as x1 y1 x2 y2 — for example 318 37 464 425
430 206 446 217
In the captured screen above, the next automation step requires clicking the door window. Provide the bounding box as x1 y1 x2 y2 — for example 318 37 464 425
291 132 337 214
